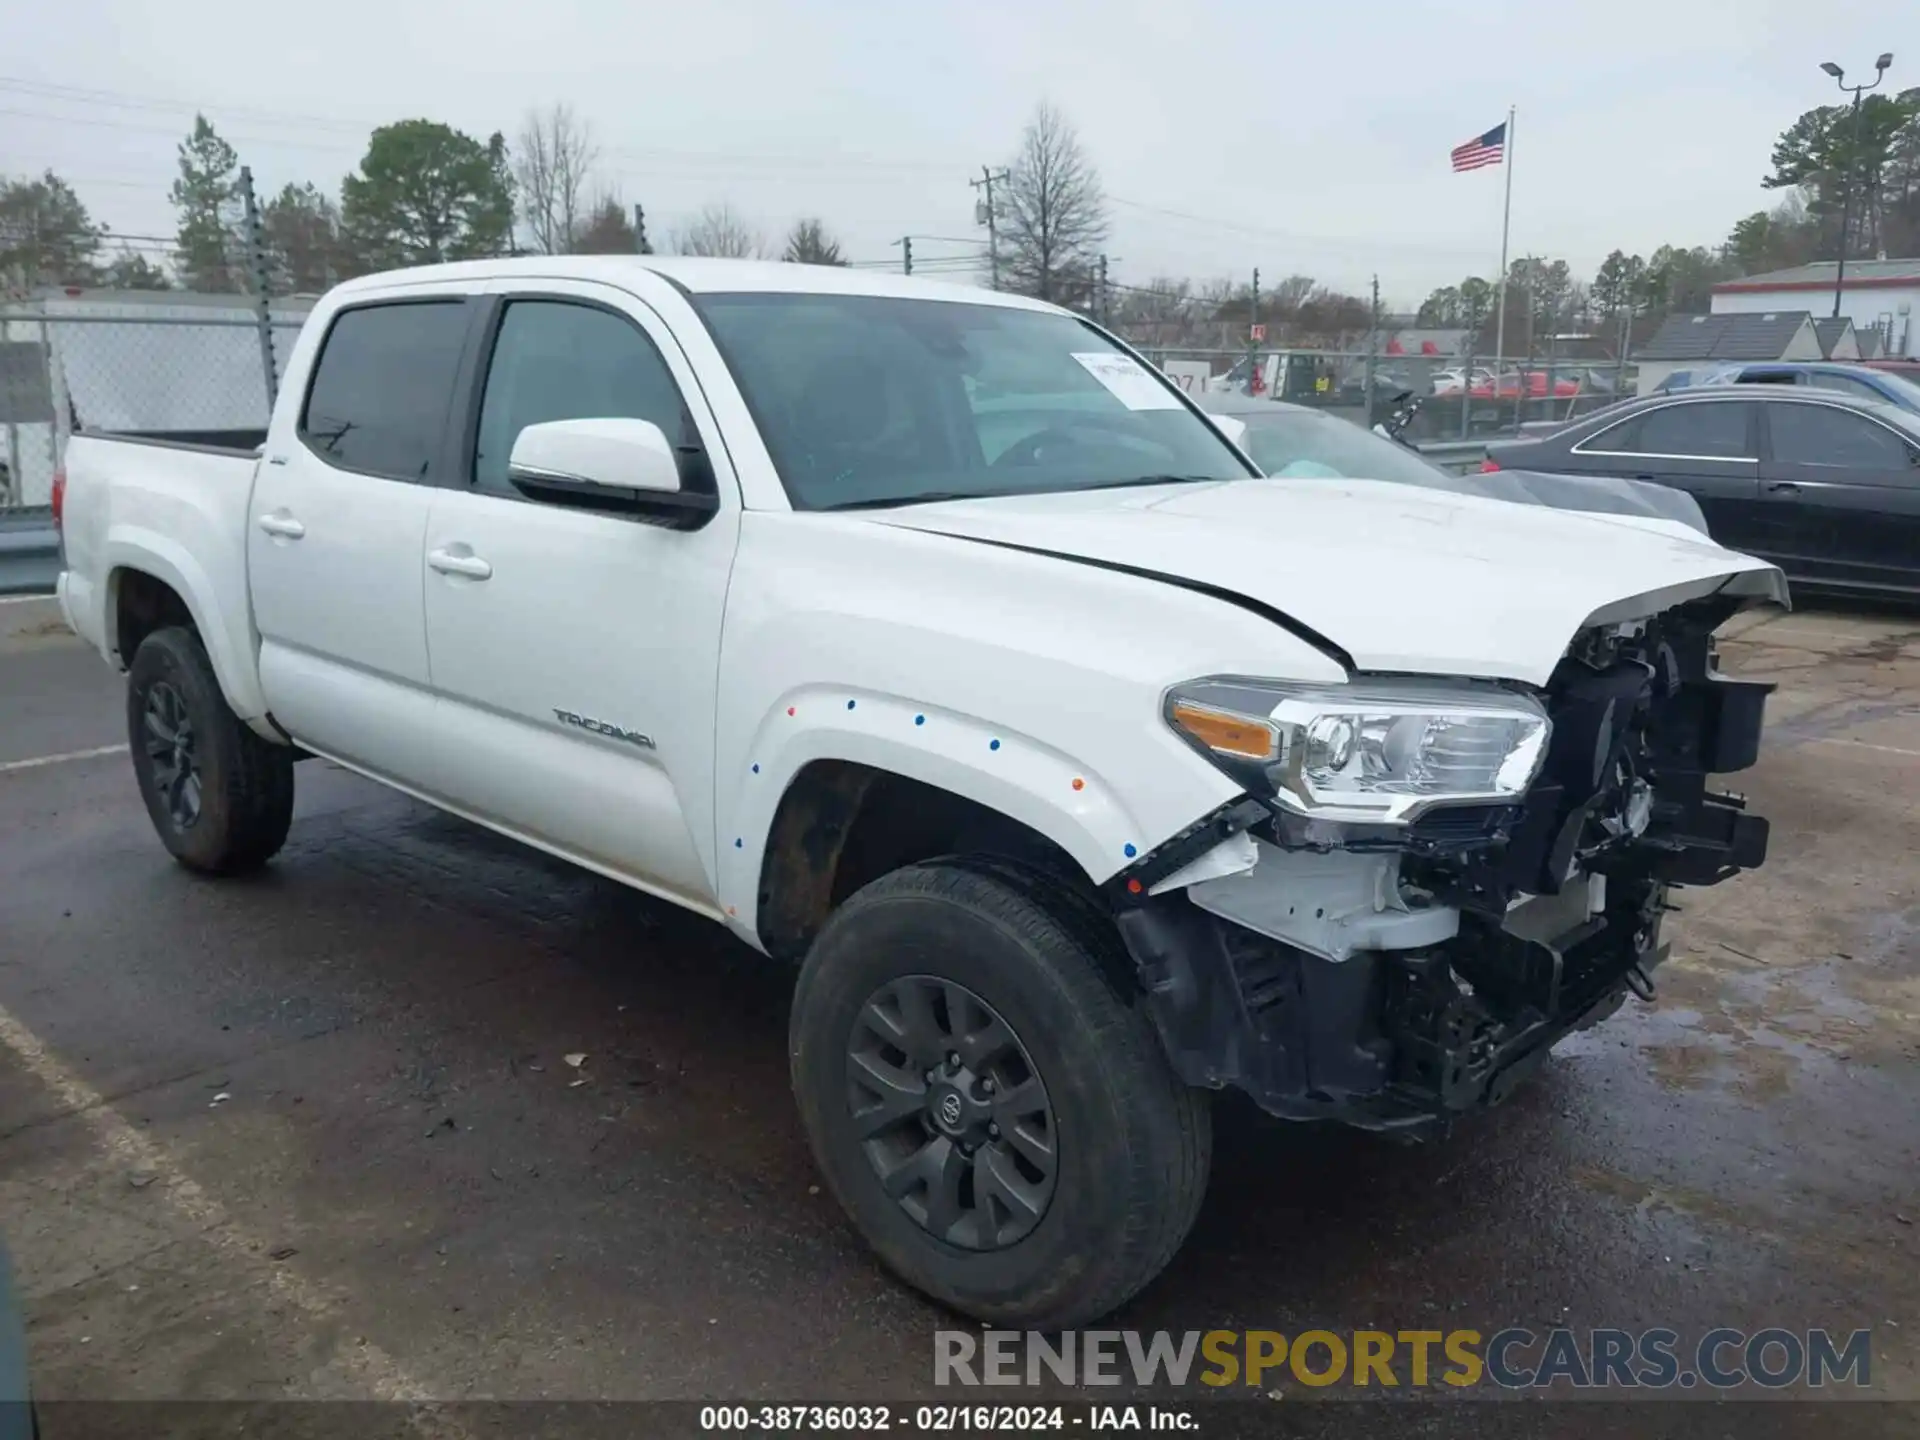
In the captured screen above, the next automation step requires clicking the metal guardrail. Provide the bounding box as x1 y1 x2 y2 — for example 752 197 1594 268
0 511 57 597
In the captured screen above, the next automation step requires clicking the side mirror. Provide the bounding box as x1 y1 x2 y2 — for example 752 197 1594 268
508 417 718 526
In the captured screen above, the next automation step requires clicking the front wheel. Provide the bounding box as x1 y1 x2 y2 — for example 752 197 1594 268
126 626 294 875
789 861 1210 1328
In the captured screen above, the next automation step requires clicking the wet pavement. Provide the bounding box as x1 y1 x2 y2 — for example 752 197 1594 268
0 595 1916 1429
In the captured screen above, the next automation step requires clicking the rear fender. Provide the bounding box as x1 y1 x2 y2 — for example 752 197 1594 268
105 527 269 728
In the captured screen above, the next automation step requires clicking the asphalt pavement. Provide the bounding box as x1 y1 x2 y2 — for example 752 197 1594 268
1 595 1916 1434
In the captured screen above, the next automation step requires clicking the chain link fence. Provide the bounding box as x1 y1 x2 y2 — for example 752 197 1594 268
1134 345 1638 442
0 300 311 511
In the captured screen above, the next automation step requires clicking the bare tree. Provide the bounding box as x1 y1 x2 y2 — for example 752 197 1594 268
515 103 597 255
1108 276 1197 347
995 103 1108 305
782 217 846 266
672 201 768 258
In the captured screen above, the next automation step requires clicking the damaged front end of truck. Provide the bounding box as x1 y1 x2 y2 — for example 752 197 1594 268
1111 594 1776 1137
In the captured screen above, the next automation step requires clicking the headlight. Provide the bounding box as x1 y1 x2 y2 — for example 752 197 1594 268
1166 679 1550 823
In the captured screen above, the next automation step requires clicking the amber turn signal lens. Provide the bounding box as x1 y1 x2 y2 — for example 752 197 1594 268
1170 700 1278 761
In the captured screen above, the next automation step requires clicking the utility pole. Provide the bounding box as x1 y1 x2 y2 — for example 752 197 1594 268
972 166 1009 290
1364 273 1380 425
632 203 650 255
1246 267 1260 395
899 236 913 276
1098 254 1109 325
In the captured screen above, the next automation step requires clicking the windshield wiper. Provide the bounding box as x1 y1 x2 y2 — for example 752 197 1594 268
820 475 1227 513
1076 474 1229 492
818 491 986 512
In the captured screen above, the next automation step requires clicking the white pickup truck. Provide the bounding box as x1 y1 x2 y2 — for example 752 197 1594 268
56 257 1786 1327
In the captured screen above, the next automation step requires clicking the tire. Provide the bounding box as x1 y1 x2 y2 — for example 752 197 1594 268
126 626 294 875
790 860 1211 1328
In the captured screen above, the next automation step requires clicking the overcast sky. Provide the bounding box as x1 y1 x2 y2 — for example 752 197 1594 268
2 0 1904 304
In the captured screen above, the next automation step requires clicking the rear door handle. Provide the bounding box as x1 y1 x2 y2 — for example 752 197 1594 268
428 547 493 581
1766 481 1802 495
256 513 305 539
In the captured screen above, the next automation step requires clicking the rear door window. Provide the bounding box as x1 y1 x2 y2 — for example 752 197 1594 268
299 300 470 481
1589 402 1753 459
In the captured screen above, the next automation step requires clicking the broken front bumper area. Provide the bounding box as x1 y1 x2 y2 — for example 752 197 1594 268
1117 877 1672 1138
1110 599 1774 1137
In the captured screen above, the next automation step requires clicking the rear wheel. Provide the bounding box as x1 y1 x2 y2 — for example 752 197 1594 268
790 860 1210 1327
126 626 294 875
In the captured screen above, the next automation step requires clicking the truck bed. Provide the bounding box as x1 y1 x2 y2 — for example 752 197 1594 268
81 427 268 456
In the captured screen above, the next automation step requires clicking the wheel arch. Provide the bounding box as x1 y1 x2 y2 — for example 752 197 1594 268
103 531 269 727
748 757 1102 962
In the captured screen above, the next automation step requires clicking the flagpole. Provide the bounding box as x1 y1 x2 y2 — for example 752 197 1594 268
1492 105 1516 399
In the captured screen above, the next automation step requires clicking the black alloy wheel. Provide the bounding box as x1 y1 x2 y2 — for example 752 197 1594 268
141 679 202 831
847 976 1057 1251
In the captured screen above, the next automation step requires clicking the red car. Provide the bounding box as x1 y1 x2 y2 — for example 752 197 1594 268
1479 370 1583 400
1434 369 1584 401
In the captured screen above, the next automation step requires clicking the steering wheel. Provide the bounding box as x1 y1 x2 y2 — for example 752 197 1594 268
991 426 1091 469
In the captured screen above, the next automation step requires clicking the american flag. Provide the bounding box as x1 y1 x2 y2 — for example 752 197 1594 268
1451 122 1506 173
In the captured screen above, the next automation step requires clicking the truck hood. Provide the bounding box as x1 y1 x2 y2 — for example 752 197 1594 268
873 479 1787 685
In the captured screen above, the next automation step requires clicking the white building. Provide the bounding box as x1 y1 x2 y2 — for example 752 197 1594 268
1709 259 1920 359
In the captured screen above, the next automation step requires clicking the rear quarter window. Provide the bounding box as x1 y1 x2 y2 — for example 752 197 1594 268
299 300 470 480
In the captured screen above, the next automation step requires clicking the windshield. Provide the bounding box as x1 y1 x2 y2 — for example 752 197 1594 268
1233 409 1455 488
1865 370 1920 411
692 293 1253 510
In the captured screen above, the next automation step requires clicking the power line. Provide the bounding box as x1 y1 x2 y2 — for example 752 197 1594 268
0 77 973 179
1106 194 1509 265
0 105 365 154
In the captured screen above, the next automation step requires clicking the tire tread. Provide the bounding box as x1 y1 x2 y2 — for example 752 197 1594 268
127 626 294 875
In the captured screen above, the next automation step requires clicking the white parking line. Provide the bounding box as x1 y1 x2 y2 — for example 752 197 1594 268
0 999 461 1420
1807 736 1920 760
0 744 128 775
0 595 56 606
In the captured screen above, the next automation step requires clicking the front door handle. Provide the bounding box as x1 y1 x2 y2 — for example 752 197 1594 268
428 547 493 581
256 513 305 539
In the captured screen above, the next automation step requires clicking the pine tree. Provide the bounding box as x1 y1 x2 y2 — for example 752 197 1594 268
170 115 242 292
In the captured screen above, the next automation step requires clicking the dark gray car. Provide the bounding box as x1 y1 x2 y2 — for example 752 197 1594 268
1485 388 1920 599
1196 392 1712 534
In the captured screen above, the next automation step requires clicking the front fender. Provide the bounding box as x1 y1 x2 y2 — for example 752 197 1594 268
716 685 1223 941
105 526 268 725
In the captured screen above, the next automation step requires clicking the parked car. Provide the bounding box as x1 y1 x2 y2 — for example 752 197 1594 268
1485 387 1920 598
1430 366 1495 397
1434 368 1582 401
56 257 1784 1328
1195 392 1711 534
1650 361 1920 413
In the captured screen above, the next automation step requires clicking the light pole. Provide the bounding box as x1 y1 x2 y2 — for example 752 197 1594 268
1821 52 1893 320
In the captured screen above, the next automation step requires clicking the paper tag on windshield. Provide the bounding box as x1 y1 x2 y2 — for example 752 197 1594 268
1071 352 1182 410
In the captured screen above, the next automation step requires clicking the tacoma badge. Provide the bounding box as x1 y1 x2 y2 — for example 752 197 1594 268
552 709 656 750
